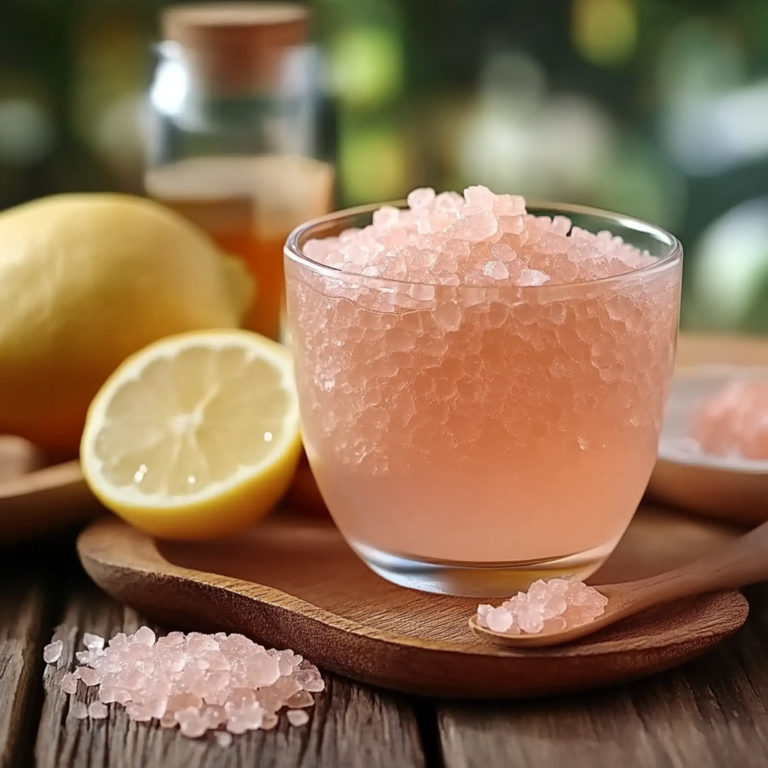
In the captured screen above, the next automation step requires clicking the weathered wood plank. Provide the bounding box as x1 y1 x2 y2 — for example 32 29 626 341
35 577 427 768
438 585 768 768
0 570 48 768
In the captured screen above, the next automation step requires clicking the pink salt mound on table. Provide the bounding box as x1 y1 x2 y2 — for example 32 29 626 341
477 579 608 635
304 186 655 287
44 627 324 742
691 379 768 461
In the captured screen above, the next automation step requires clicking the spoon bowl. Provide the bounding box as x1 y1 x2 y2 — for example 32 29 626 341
470 582 658 648
471 513 768 648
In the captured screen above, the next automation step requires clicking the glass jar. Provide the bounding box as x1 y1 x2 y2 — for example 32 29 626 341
144 3 336 341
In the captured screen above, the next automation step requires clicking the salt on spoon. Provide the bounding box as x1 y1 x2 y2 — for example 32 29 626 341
471 516 768 648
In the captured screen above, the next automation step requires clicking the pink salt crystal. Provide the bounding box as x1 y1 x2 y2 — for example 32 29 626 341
126 703 153 722
226 718 250 735
186 632 219 654
407 187 436 210
167 692 203 713
75 651 91 664
88 701 108 720
476 604 493 628
482 261 509 280
71 701 88 720
132 627 156 647
161 631 185 647
485 607 513 633
240 704 265 730
78 667 101 687
373 205 400 230
269 676 301 700
286 690 315 709
43 640 63 665
175 706 200 725
83 633 105 651
206 671 231 693
180 717 208 739
287 710 310 727
202 650 230 671
245 654 280 687
294 668 321 687
518 268 549 287
517 609 544 634
60 672 78 695
215 732 234 747
492 193 526 216
114 689 132 705
160 712 177 728
452 213 498 243
108 633 128 649
254 688 283 713
261 712 279 730
464 185 496 210
98 687 117 704
303 678 326 693
116 669 144 690
203 704 227 728
227 688 256 710
157 650 185 673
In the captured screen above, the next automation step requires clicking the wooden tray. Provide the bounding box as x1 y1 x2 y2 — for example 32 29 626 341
0 436 98 546
78 506 748 699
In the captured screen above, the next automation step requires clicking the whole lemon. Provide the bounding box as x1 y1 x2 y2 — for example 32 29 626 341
0 194 254 451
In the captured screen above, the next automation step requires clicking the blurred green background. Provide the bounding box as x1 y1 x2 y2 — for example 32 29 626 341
3 0 768 332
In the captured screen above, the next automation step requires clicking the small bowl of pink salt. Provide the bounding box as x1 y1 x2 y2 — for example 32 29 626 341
649 365 768 525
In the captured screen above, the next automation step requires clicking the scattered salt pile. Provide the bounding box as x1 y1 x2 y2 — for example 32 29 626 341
691 379 768 461
477 579 608 635
44 627 323 740
304 186 655 287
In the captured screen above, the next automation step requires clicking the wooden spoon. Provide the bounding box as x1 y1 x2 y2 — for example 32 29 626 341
471 517 768 648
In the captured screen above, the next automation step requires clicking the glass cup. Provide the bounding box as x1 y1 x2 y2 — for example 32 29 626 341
284 202 683 596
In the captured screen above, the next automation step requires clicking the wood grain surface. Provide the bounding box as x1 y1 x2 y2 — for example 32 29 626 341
0 545 765 768
32 572 426 768
438 585 768 768
77 506 748 699
0 571 47 768
0 437 96 546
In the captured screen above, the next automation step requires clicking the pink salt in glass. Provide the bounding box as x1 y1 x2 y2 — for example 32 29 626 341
284 200 682 596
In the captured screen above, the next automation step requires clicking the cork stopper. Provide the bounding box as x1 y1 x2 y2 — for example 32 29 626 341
161 3 309 94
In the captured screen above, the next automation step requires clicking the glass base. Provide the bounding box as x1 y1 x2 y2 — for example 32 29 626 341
351 539 619 597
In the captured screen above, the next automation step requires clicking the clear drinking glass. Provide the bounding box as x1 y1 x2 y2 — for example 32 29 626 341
284 202 683 596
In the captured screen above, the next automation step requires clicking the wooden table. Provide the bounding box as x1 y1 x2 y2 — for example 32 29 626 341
2 530 768 768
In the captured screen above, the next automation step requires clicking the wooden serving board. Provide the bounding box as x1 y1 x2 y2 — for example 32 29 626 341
0 437 98 546
78 506 748 699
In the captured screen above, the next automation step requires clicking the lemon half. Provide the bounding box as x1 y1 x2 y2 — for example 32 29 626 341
80 330 302 540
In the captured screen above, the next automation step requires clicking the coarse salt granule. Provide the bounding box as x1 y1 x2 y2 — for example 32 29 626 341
43 640 63 665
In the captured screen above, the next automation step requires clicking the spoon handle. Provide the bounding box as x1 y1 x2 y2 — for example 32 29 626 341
619 519 768 609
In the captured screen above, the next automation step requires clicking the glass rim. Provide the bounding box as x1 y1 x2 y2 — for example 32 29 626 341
284 199 683 292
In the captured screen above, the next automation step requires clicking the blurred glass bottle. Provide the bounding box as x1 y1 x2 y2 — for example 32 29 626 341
145 3 336 341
